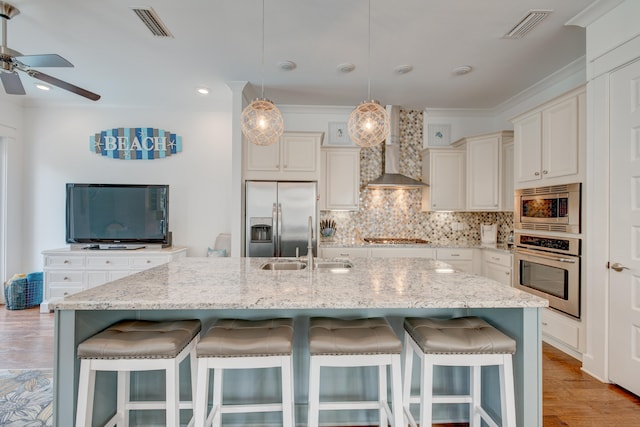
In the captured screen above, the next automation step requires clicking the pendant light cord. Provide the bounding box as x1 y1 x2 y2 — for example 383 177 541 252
367 0 371 100
261 0 265 99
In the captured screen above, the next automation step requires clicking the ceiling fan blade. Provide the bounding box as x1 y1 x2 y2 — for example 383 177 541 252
28 70 100 101
16 54 74 68
0 71 25 94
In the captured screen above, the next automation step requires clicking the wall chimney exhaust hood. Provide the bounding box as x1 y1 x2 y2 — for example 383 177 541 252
367 105 428 189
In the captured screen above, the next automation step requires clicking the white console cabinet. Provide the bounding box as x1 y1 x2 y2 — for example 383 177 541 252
41 246 187 312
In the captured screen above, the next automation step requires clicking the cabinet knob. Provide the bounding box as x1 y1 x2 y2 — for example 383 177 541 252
505 272 510 275
534 172 540 176
63 277 69 281
146 260 151 264
451 254 460 257
63 260 69 264
542 170 548 174
105 260 110 264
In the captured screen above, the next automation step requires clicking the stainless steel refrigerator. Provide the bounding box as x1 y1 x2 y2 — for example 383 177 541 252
245 181 317 257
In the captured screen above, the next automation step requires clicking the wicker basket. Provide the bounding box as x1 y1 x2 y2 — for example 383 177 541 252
4 272 43 310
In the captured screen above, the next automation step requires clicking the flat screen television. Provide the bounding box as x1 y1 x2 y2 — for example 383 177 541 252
66 183 170 247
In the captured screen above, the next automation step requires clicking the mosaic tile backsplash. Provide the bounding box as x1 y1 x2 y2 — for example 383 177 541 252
320 109 514 245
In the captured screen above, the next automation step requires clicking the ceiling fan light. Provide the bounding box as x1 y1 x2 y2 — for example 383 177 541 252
240 98 284 146
347 100 389 148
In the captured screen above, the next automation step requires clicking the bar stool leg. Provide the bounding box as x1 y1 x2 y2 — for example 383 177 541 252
420 357 434 427
471 365 481 426
501 355 516 427
194 359 209 427
117 370 129 427
307 358 321 427
390 354 404 427
281 356 294 427
212 368 223 427
377 364 388 426
75 360 95 427
402 333 415 425
166 361 180 426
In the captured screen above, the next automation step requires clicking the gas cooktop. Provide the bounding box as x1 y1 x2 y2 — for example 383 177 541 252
363 237 430 245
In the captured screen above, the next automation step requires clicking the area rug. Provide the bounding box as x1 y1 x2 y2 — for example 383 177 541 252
0 369 53 426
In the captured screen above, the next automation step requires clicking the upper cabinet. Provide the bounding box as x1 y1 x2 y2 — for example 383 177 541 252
421 148 466 211
512 85 585 188
245 131 322 180
320 147 360 211
453 131 513 211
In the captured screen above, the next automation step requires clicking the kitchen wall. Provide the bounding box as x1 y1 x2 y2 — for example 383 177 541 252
320 109 514 245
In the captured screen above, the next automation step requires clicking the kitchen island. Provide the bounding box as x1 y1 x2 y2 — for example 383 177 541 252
53 256 547 426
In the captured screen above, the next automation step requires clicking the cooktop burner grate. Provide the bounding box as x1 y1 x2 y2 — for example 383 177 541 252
363 237 429 244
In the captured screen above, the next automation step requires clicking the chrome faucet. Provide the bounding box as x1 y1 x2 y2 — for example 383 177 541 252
307 216 314 270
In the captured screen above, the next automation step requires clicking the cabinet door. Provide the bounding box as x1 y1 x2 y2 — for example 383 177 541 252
281 133 318 172
485 262 512 287
246 141 280 171
323 148 360 210
514 113 542 183
467 136 500 210
542 96 579 179
429 150 466 211
502 143 514 211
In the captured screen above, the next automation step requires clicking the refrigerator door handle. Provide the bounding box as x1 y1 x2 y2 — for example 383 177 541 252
277 203 283 257
272 203 278 257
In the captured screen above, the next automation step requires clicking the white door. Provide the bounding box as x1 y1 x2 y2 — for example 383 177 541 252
609 58 640 396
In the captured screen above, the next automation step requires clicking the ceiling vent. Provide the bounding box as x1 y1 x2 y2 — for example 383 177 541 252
131 7 173 38
503 10 552 39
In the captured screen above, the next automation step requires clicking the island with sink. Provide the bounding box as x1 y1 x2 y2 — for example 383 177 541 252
53 256 547 426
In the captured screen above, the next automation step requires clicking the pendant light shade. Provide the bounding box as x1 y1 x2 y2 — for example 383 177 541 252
347 0 389 148
240 0 284 146
348 99 389 148
241 98 284 146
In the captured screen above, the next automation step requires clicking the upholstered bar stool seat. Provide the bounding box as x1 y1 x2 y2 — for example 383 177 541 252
307 317 404 427
403 316 517 427
75 319 201 427
193 318 295 427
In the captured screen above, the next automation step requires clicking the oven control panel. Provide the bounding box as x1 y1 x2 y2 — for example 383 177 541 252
515 233 581 256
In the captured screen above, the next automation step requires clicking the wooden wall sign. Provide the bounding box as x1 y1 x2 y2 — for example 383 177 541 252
90 128 182 160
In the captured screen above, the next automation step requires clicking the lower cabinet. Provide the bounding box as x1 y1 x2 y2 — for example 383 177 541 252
42 246 188 311
542 307 583 357
435 248 476 274
482 250 513 287
370 247 435 258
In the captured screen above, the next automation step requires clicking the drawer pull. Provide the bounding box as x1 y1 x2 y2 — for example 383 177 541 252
105 260 110 264
450 254 460 257
542 321 548 326
491 256 500 261
146 260 151 264
63 260 70 264
340 253 349 257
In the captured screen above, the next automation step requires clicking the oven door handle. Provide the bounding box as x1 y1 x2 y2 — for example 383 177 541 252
516 248 577 263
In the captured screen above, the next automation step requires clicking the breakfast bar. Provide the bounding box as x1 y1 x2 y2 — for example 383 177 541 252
53 256 547 426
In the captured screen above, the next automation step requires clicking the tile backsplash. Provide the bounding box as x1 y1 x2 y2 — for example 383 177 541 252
320 109 514 245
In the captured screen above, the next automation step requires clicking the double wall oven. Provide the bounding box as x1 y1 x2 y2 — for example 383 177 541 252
513 183 582 318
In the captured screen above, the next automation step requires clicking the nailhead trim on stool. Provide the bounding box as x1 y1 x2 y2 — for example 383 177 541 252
402 316 517 427
75 319 201 427
193 318 295 427
307 317 404 427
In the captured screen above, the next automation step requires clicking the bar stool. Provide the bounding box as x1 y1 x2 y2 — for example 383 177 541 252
307 317 404 427
193 318 295 427
402 316 516 427
75 319 201 427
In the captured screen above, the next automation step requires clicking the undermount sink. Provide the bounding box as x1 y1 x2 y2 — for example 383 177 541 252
314 261 354 269
260 261 307 270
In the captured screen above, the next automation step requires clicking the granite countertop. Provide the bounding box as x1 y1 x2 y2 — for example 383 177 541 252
55 257 545 311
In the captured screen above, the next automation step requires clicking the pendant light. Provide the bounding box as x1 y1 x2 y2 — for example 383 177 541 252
240 0 284 146
347 0 390 148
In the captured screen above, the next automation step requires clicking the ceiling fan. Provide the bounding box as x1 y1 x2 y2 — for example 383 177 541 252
0 1 100 101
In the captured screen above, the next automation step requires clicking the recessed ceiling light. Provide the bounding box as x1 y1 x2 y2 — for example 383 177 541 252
278 60 297 71
337 63 356 73
196 87 210 95
452 65 473 76
35 83 50 91
394 64 413 75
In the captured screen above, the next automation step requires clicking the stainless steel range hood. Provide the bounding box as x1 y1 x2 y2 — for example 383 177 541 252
367 105 428 189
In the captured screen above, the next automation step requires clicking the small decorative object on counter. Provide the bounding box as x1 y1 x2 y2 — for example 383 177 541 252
320 219 337 241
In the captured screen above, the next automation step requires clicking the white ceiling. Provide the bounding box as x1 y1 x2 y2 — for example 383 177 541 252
0 0 608 109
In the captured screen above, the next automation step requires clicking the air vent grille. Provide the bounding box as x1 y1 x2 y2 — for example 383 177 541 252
519 184 571 196
131 7 173 38
503 10 552 39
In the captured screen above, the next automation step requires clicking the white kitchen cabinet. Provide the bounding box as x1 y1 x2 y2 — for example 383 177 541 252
321 147 360 210
436 248 475 273
482 250 513 287
421 148 466 211
453 131 513 211
319 247 370 258
41 246 187 312
245 131 322 180
370 247 435 258
502 142 514 211
542 307 582 357
513 85 585 187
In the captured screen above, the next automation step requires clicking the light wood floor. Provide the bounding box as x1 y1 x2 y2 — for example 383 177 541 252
1 307 639 425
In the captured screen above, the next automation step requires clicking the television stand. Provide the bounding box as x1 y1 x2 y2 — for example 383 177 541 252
98 244 147 250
